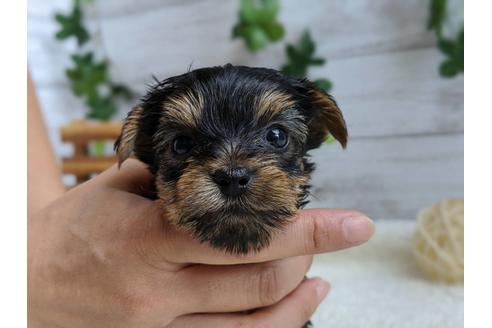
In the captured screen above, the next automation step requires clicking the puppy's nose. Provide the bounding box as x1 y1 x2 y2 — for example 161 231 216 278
212 167 251 197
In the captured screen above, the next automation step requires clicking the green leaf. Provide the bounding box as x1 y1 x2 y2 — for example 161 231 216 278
314 78 333 92
309 57 325 66
264 21 284 41
439 60 459 77
54 4 89 46
239 0 259 24
437 38 455 56
66 53 108 97
246 26 269 51
233 0 284 52
256 0 280 24
111 83 133 100
280 63 306 77
435 27 463 78
54 1 133 121
454 28 464 70
286 45 301 61
324 133 335 144
86 94 117 121
90 140 106 157
299 31 315 55
232 23 246 38
281 30 329 82
428 0 463 79
457 28 464 47
65 52 134 120
428 0 447 36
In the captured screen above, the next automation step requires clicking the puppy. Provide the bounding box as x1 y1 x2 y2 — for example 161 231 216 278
115 64 347 254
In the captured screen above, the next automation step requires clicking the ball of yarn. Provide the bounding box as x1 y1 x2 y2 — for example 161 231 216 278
413 199 464 283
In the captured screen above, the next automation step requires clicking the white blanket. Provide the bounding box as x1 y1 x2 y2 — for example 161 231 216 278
309 220 463 328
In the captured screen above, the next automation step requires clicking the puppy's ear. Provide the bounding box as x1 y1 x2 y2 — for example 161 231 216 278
114 105 144 166
295 79 348 150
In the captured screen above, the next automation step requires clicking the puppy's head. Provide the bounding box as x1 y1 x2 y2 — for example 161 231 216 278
116 65 347 254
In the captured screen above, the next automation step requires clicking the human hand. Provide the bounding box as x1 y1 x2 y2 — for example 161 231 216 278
28 159 374 328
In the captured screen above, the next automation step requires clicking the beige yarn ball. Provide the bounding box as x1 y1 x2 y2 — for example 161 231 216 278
413 199 464 283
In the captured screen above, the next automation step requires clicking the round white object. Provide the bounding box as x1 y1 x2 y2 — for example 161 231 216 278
413 199 464 283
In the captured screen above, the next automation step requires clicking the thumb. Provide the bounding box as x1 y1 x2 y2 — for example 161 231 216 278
97 158 155 196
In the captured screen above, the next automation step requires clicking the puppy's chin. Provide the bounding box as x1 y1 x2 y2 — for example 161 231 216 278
179 208 294 254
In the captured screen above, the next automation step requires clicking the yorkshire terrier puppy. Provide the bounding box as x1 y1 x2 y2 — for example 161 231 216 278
115 64 347 254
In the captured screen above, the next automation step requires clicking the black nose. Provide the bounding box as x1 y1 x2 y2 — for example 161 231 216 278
212 167 251 197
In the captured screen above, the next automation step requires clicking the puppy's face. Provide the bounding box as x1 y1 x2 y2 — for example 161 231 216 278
116 65 347 254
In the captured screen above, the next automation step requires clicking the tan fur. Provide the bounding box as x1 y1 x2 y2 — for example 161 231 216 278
116 106 144 165
156 143 307 227
156 162 225 227
308 89 348 148
246 163 304 216
162 90 204 128
255 90 296 121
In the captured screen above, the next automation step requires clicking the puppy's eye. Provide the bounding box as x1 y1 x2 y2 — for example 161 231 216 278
266 128 288 148
172 136 194 155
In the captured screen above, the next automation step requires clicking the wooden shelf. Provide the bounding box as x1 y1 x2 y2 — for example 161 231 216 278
59 120 123 183
62 156 118 175
60 120 123 142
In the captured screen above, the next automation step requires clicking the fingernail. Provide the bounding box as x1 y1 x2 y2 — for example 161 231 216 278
315 279 330 302
342 216 374 243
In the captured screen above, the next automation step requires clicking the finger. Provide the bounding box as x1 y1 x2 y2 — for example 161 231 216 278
159 208 374 265
73 159 161 228
166 312 243 328
252 277 329 327
95 158 155 196
168 277 329 328
178 256 312 313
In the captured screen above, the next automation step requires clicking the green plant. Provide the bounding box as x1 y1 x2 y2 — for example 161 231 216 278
55 0 133 121
55 2 89 46
232 0 284 52
281 30 332 92
428 0 464 78
232 2 335 143
232 2 333 91
281 31 334 143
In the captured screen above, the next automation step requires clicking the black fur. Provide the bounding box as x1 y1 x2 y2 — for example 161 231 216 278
115 64 347 254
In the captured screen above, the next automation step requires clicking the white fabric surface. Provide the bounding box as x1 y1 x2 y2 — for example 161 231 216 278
308 220 463 328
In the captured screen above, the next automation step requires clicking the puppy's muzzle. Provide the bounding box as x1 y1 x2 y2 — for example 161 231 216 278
212 167 252 197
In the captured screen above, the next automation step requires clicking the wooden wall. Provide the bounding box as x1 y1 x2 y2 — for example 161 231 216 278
27 0 464 219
